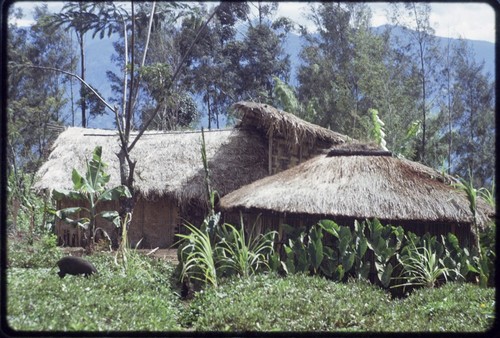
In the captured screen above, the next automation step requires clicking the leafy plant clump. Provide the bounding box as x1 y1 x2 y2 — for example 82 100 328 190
181 274 494 332
380 282 495 332
181 273 391 331
7 253 182 331
177 218 277 289
7 231 63 268
51 146 131 253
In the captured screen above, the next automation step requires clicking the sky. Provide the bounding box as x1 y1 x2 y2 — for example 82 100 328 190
276 2 496 43
8 1 496 43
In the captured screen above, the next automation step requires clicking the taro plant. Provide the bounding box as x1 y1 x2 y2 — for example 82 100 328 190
440 232 473 282
281 222 328 277
51 146 131 253
367 220 397 287
366 219 404 288
352 220 371 280
318 220 356 281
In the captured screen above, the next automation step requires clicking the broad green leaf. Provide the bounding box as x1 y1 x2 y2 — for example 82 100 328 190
52 189 83 201
339 226 352 253
55 207 85 219
99 210 119 220
72 168 85 190
380 263 393 288
98 185 132 202
342 252 355 272
318 219 340 237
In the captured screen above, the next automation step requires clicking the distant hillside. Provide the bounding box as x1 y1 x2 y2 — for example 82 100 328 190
371 24 494 77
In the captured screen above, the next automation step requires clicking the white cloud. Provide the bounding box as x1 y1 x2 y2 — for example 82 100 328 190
430 3 495 42
8 1 495 43
368 2 495 43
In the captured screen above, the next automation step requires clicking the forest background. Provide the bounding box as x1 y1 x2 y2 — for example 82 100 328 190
6 1 495 205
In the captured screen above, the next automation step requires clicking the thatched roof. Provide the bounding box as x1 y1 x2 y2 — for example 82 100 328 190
219 149 494 227
34 127 267 205
232 101 349 146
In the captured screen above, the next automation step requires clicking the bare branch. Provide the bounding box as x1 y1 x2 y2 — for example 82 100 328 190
19 63 115 114
128 6 220 152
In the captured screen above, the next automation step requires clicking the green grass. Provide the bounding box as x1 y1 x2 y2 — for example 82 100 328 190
7 252 182 331
7 234 495 333
384 283 496 332
181 273 495 332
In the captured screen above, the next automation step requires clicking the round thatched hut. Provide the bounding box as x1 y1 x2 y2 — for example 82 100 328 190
219 142 494 245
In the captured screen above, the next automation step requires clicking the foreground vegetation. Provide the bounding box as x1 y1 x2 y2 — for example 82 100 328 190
183 274 494 332
7 235 180 331
6 232 495 333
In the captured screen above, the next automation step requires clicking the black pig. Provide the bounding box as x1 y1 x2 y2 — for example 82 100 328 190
56 256 98 278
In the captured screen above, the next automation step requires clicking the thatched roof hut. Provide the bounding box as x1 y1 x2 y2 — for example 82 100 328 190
232 101 349 175
34 127 267 204
220 142 494 242
34 127 268 248
232 101 349 146
34 102 351 248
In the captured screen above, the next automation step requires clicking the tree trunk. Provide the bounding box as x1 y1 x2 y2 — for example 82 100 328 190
79 31 87 128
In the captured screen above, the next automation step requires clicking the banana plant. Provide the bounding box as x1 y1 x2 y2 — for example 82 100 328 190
51 146 131 252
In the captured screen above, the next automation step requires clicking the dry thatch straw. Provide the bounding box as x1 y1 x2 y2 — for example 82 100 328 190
220 149 494 227
232 101 349 146
34 127 268 206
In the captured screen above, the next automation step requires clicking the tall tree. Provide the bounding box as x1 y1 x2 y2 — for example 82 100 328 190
390 2 443 164
180 2 249 129
235 2 292 103
7 5 74 174
449 39 495 187
106 2 199 131
49 2 108 127
297 3 380 137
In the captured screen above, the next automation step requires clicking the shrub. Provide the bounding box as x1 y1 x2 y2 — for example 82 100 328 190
177 221 219 288
7 253 181 331
392 235 454 291
181 273 391 331
217 221 277 278
7 231 63 269
380 283 495 332
177 218 278 288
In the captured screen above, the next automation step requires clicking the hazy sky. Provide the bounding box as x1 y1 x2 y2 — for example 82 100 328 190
10 1 496 43
276 2 495 43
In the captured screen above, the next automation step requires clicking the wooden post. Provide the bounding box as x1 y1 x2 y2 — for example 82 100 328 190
268 128 273 175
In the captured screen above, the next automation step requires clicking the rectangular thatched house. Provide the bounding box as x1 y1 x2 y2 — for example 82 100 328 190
34 102 348 248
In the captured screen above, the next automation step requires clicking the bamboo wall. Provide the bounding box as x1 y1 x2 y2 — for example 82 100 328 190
55 195 180 249
268 135 331 175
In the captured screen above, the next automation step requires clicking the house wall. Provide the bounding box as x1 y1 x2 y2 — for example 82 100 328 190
55 195 180 249
269 136 331 175
224 211 473 247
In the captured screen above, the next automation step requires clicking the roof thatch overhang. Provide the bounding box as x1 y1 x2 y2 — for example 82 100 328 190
232 101 350 147
34 127 268 206
219 148 494 228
